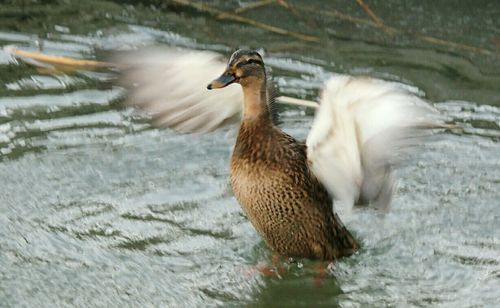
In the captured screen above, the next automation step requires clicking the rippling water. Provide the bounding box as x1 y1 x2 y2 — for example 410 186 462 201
1 1 499 307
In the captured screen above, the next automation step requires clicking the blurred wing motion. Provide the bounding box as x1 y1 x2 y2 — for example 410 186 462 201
306 75 441 213
115 47 243 133
4 45 318 132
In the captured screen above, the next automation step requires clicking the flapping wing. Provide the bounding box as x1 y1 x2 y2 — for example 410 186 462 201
306 75 440 214
115 47 243 133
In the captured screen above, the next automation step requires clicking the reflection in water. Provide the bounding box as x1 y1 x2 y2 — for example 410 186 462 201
0 0 499 307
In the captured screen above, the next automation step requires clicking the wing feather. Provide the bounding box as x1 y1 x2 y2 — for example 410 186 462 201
306 75 440 214
114 46 243 133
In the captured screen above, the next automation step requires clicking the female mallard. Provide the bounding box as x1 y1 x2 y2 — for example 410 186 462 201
118 48 438 261
207 50 358 259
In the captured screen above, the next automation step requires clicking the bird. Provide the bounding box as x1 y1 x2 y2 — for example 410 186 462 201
116 47 441 260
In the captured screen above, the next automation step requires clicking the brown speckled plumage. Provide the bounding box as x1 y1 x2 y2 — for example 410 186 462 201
208 49 358 260
231 117 358 260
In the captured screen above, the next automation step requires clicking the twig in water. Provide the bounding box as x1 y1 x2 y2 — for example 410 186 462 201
234 0 275 14
168 0 320 42
4 46 114 70
295 3 495 56
354 0 395 34
276 0 302 19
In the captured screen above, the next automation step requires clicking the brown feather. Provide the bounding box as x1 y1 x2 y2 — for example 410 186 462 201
231 116 358 260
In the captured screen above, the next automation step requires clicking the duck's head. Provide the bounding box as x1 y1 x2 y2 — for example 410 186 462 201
207 49 265 90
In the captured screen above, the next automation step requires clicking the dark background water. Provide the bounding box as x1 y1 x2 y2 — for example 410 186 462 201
0 1 499 307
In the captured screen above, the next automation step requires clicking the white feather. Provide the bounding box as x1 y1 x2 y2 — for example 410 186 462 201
306 75 439 214
115 47 243 133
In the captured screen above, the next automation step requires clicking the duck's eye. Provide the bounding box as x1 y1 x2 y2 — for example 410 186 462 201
246 59 260 65
236 58 261 68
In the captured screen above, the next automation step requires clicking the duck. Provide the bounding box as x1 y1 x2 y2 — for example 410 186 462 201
117 47 440 260
207 50 360 259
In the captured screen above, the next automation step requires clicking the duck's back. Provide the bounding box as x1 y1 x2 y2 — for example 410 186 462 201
230 118 358 260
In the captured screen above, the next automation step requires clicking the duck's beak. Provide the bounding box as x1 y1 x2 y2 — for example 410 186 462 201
207 69 236 90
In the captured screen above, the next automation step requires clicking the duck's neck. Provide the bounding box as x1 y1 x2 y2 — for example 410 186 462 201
234 79 276 161
241 77 271 122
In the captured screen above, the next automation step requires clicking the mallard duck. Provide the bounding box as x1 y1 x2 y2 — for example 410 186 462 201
117 47 439 260
207 50 361 259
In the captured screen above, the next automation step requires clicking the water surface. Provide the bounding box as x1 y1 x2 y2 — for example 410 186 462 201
0 1 499 307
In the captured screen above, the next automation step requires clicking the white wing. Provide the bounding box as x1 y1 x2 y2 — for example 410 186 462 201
115 47 243 133
306 75 440 214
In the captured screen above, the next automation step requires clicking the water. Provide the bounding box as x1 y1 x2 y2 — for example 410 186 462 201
0 1 499 307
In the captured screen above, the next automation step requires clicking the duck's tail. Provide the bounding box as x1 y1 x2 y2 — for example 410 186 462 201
331 211 359 257
306 75 447 214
